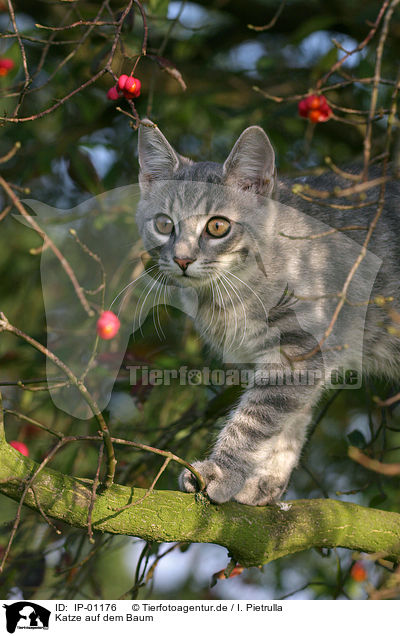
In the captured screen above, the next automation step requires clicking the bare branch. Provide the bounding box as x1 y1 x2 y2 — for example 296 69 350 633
348 446 400 477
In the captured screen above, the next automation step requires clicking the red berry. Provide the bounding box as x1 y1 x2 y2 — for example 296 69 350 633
0 58 14 76
298 99 309 117
10 441 29 456
308 95 321 110
107 85 120 101
124 77 136 92
317 102 332 121
116 75 141 100
118 74 129 90
133 78 141 97
309 109 321 123
298 93 332 123
97 310 120 340
350 561 367 582
125 77 138 93
122 78 141 100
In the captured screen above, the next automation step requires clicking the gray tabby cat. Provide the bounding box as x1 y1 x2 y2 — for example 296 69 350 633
136 120 400 506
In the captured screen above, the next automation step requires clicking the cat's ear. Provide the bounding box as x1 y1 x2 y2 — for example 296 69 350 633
138 119 191 186
223 126 276 195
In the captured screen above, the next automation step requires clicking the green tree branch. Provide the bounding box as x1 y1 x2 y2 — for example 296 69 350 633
1 437 400 568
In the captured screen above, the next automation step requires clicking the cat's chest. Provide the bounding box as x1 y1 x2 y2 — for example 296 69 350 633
193 296 268 363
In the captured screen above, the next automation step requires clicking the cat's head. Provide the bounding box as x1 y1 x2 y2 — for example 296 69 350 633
136 120 276 288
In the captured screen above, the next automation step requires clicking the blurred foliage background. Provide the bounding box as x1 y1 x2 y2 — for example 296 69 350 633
0 0 400 600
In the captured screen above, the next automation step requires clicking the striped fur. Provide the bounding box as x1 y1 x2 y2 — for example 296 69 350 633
137 121 400 505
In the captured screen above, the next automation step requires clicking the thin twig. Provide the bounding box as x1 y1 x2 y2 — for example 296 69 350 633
0 313 116 488
248 0 286 31
0 141 21 164
374 391 400 407
7 0 30 118
363 0 400 178
317 0 391 89
134 0 148 56
279 225 368 240
30 485 62 534
35 20 118 31
0 205 12 222
0 436 67 573
4 409 64 438
112 456 171 512
348 446 400 476
68 228 106 382
87 444 104 543
0 176 94 317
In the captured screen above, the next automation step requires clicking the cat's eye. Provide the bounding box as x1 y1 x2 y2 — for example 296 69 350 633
206 217 231 238
155 214 174 235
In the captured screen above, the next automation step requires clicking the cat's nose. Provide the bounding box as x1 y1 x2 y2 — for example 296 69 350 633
173 257 196 272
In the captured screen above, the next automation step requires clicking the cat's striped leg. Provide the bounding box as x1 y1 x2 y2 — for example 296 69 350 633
179 381 322 505
233 407 310 505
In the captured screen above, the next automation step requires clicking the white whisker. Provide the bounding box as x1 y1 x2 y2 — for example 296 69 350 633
225 270 268 318
218 275 237 352
135 272 162 338
162 274 170 317
221 273 247 351
154 275 166 340
152 279 162 341
132 274 157 337
215 278 227 349
201 277 216 338
111 264 159 315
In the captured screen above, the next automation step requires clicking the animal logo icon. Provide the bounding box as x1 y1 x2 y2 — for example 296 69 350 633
3 602 50 633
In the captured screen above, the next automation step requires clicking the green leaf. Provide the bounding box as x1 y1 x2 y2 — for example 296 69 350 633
369 493 387 508
315 46 338 72
66 148 102 195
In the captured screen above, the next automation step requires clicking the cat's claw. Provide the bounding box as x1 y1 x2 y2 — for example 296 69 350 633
179 459 245 504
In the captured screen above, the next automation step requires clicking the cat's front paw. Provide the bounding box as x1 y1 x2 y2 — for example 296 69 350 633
179 460 245 503
233 475 288 506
